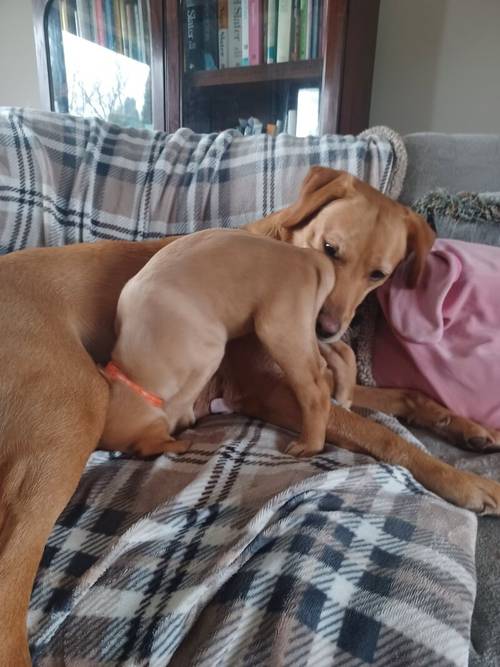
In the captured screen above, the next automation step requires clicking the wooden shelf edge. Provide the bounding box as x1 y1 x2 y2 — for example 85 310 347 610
188 59 323 88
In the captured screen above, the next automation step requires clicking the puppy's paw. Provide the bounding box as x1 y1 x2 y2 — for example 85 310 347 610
162 439 192 454
285 440 322 458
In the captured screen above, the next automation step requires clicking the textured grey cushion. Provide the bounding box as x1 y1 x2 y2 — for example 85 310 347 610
413 190 500 245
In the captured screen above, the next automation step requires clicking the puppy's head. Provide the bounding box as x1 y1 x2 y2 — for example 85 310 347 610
260 167 435 340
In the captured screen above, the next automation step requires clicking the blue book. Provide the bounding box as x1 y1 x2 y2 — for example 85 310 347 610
103 0 116 50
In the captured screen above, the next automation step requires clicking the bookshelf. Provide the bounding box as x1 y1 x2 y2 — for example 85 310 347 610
32 0 380 136
190 60 322 88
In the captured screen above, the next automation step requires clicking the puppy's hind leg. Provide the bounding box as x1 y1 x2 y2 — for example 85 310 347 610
254 315 332 457
0 358 109 666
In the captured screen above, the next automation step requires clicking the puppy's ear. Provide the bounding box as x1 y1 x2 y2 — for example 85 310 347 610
405 210 436 288
279 167 354 229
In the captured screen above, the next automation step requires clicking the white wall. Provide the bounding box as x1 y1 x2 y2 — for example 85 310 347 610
370 0 500 134
0 0 41 108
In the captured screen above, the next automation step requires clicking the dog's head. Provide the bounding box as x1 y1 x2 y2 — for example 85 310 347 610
249 167 435 341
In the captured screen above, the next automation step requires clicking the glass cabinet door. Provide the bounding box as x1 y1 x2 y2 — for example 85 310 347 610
181 0 324 136
44 0 155 128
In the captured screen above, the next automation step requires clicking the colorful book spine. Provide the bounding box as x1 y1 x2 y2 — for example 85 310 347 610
202 0 219 69
248 0 262 65
310 0 319 58
103 0 116 50
94 0 105 45
136 0 146 61
266 0 277 63
65 0 77 34
299 0 308 59
184 0 205 70
60 0 69 31
228 0 242 67
241 0 249 65
290 0 300 60
120 0 129 55
218 0 229 68
276 0 292 63
75 0 90 40
113 0 123 53
317 0 323 56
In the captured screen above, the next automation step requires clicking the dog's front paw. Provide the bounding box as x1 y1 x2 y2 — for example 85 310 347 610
463 424 500 452
456 473 500 515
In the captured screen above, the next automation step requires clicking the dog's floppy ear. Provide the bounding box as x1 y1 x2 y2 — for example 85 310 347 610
279 167 354 229
405 210 436 288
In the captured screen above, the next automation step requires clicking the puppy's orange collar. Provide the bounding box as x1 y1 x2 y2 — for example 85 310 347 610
103 361 164 408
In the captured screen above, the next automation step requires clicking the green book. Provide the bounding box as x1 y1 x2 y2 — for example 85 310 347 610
299 0 308 59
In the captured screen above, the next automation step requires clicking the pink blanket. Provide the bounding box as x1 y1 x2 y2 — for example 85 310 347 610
373 239 500 429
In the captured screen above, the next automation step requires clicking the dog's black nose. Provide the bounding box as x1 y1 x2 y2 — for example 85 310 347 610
316 311 341 340
316 321 338 340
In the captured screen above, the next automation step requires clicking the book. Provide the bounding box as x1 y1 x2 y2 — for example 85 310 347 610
94 0 105 46
218 0 229 68
266 0 277 63
103 0 116 50
120 0 129 55
136 0 146 62
65 0 78 35
184 0 205 70
127 2 140 60
113 0 123 53
228 0 242 67
75 0 92 41
60 0 69 31
290 0 300 60
241 0 249 65
202 0 219 69
276 0 292 63
317 0 323 56
310 0 319 58
299 0 308 59
248 0 262 65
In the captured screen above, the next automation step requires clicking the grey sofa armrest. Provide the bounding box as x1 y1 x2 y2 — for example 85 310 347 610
401 133 500 205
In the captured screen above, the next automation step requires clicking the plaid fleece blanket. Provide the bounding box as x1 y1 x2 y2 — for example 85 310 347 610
0 108 477 666
0 109 405 251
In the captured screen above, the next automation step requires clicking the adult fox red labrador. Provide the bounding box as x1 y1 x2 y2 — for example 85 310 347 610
1 167 499 665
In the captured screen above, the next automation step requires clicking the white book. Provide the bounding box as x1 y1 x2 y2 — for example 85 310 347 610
276 0 292 63
241 0 249 65
218 0 229 68
228 0 242 67
266 0 278 63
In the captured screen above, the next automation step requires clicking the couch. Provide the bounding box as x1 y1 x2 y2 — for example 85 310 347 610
0 109 498 666
400 132 500 667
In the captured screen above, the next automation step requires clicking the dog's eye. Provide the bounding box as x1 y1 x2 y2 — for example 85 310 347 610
324 242 339 259
369 270 386 282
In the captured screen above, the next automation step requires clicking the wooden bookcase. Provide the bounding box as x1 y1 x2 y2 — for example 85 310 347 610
32 0 380 136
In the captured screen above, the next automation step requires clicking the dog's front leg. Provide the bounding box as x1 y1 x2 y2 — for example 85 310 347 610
353 385 500 452
237 375 500 515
